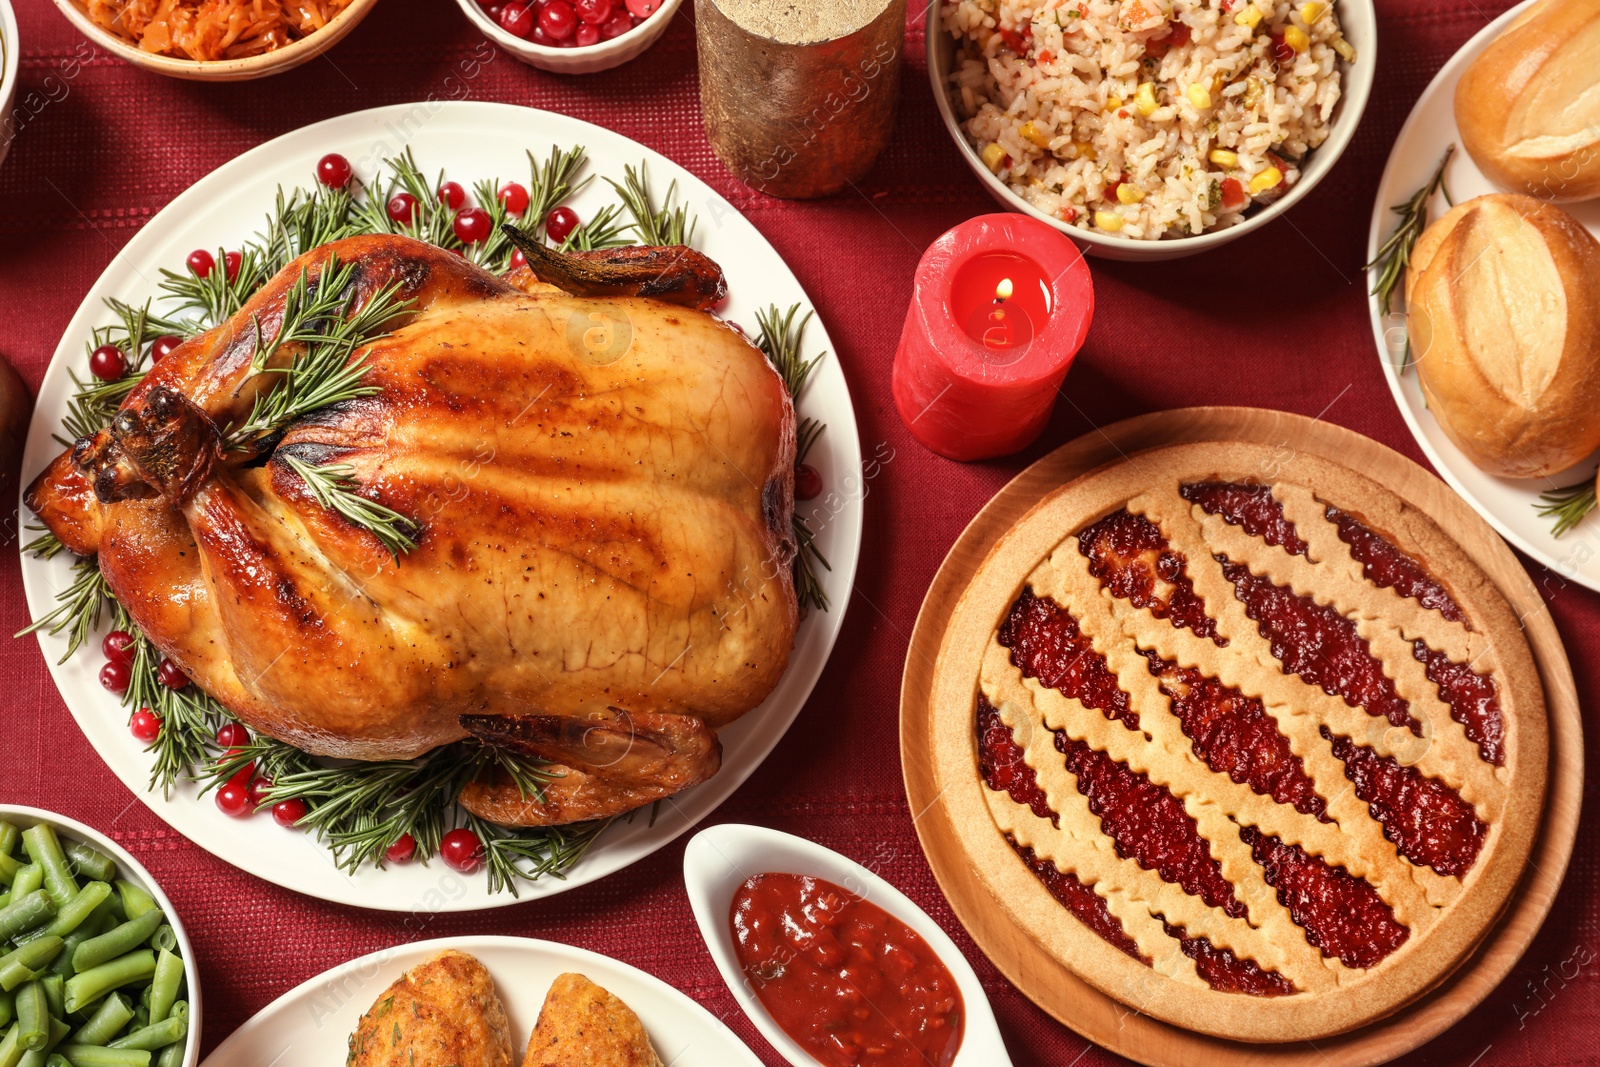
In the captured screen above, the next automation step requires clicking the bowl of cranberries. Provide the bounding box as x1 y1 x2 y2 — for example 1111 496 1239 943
458 0 679 73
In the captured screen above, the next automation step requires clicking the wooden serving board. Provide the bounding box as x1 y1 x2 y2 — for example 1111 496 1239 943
898 407 1583 1067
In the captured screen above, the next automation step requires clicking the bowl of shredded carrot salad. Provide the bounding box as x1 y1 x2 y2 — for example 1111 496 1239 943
51 0 381 79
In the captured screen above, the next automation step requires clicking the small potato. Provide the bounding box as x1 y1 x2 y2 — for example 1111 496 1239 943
348 950 515 1067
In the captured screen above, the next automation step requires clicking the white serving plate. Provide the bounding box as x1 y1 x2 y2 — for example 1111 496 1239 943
199 935 761 1066
0 0 17 169
683 824 1013 1067
1367 0 1600 592
17 101 863 912
0 803 202 1067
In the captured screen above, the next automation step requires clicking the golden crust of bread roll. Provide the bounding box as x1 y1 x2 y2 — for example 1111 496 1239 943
1406 193 1600 478
348 950 516 1067
523 973 663 1067
1455 0 1600 202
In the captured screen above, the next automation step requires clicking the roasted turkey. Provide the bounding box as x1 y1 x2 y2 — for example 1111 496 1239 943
26 233 799 825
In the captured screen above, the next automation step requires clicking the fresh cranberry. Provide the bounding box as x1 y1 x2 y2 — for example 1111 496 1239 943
574 21 601 45
795 463 823 501
316 152 352 189
626 0 660 16
545 205 579 243
454 207 493 244
485 2 505 20
215 768 254 818
438 181 466 212
157 658 189 689
216 722 251 749
151 335 182 362
600 12 632 38
102 630 137 668
89 345 127 382
130 708 162 743
386 833 417 864
499 2 534 37
539 0 577 39
386 192 418 225
497 181 530 215
99 661 130 695
577 0 612 21
272 799 308 827
186 249 215 278
440 828 484 873
224 251 242 283
509 248 528 271
248 775 274 806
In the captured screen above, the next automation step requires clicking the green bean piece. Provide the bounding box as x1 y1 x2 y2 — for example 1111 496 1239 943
0 939 63 996
0 853 19 889
111 885 154 924
34 979 59 1024
58 1048 150 1067
19 829 75 911
62 951 154 1016
58 844 115 887
0 895 54 946
153 1040 181 1067
44 1055 70 1067
145 926 176 956
108 1014 184 1053
29 883 111 943
14 1019 68 1067
0 990 11 1028
8 871 39 907
144 953 180 1029
0 824 18 858
0 895 10 911
69 990 130 1047
0 1025 18 1067
128 1007 147 1032
14 982 45 1051
72 913 162 976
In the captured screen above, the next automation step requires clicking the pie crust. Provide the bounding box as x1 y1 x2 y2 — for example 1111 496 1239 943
928 442 1548 1042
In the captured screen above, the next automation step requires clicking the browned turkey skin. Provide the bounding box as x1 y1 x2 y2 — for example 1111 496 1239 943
25 234 799 826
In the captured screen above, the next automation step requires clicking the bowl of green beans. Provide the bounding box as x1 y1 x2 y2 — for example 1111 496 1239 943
0 806 198 1067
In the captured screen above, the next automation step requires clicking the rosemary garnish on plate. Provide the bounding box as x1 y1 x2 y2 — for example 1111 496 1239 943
610 163 696 246
756 303 832 613
16 557 116 663
1536 478 1599 538
279 454 419 558
1366 145 1455 374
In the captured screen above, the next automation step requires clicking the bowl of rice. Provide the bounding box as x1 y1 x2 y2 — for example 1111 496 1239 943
930 0 1375 259
51 0 381 80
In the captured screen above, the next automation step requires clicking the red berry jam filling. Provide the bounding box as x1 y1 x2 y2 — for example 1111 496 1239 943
976 693 1056 825
1219 559 1422 736
1010 836 1148 962
1162 921 1297 996
1240 825 1409 969
1321 727 1485 878
1143 652 1327 821
1414 642 1505 767
1058 734 1246 919
1325 507 1468 626
1079 510 1224 644
999 588 1138 730
1181 482 1309 556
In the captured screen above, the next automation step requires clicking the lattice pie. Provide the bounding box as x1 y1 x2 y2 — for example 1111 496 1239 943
932 442 1547 1041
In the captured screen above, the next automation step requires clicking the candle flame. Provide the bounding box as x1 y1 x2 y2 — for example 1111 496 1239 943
995 277 1014 302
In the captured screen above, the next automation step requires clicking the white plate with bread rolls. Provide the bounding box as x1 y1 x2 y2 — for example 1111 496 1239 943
1367 0 1600 593
200 935 762 1066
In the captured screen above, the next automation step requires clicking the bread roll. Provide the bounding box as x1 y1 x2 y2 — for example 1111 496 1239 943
1406 194 1600 478
1454 0 1600 202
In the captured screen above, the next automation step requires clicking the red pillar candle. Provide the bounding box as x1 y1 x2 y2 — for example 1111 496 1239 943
892 213 1094 461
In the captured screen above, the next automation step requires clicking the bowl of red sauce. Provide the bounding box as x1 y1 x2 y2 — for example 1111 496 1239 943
684 824 1011 1067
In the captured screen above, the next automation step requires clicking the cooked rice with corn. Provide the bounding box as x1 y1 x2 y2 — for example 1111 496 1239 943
85 0 355 61
944 0 1355 239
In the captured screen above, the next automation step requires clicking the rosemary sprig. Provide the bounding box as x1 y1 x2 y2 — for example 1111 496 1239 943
468 178 518 271
57 299 190 445
15 557 115 662
754 303 832 613
526 145 591 242
468 814 611 896
159 247 272 331
1536 478 1598 538
561 203 632 252
261 186 361 276
608 163 696 246
1366 145 1455 374
119 627 226 796
279 453 419 558
21 528 66 561
351 148 460 249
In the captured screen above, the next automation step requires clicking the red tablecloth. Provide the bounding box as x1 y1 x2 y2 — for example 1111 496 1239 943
1 1 1595 1064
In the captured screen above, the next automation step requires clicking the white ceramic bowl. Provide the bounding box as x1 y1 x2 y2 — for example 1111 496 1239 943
0 0 18 169
683 824 1013 1067
455 0 682 74
926 0 1377 261
0 804 201 1067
